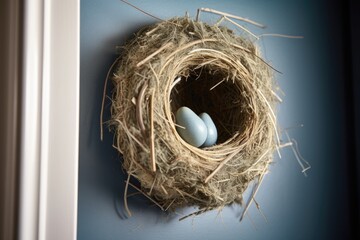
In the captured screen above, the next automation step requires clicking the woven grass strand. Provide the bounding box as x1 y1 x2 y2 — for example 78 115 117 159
110 17 279 214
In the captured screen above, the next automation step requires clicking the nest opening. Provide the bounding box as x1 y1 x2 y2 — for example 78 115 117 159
170 65 253 144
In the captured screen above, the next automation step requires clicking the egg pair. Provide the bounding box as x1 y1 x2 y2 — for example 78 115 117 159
175 107 218 147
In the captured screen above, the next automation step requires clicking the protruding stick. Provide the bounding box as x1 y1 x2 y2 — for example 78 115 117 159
100 56 120 141
196 7 266 28
127 181 164 211
259 33 304 39
120 0 163 22
224 16 259 40
124 172 132 217
136 83 147 132
240 170 266 222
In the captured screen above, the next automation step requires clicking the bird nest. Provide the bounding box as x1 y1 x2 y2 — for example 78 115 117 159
110 16 280 218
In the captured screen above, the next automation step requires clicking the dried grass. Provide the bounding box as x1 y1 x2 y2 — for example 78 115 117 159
110 17 279 216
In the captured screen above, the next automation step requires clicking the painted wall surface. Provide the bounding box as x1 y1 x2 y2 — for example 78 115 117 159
79 0 351 239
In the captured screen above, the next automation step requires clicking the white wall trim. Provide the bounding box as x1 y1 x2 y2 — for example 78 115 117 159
19 0 44 239
19 0 79 239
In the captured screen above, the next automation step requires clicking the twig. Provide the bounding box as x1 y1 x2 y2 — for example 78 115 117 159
253 197 268 223
170 76 182 90
240 149 270 174
196 8 266 28
215 16 225 26
100 56 120 141
175 188 208 203
160 185 168 195
257 89 282 158
205 148 241 183
224 16 259 40
259 33 303 39
149 91 156 172
127 181 164 211
178 208 209 221
124 171 133 217
285 131 311 176
271 89 283 102
240 169 266 222
148 176 156 195
210 78 225 91
136 83 147 133
279 142 293 149
154 109 185 129
164 198 176 211
229 42 282 74
137 42 172 67
120 0 163 22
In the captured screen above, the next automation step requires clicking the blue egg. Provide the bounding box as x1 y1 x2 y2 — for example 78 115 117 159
176 107 207 147
199 113 218 147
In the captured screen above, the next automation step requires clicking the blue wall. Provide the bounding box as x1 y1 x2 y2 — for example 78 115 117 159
79 0 351 239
